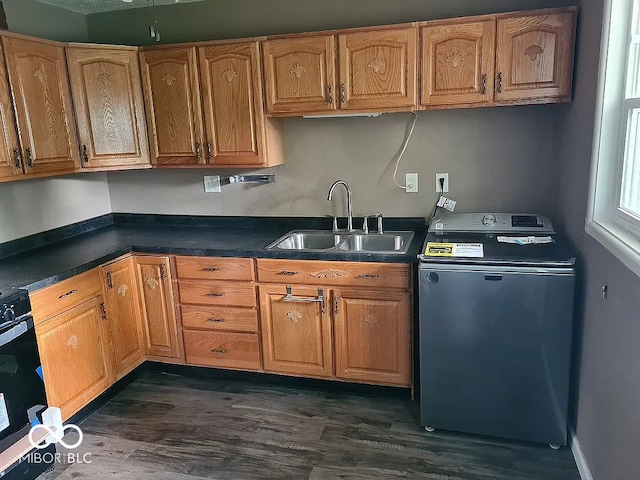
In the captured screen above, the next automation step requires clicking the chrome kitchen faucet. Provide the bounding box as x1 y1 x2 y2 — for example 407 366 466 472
327 179 354 232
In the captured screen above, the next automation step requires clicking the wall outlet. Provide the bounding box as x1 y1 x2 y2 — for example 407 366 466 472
405 173 418 193
435 173 449 193
204 175 221 193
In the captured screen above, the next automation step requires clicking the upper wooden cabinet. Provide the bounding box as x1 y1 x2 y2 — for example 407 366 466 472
419 8 576 108
139 47 206 166
263 26 418 115
495 11 576 103
140 41 284 168
421 20 495 107
0 45 22 182
2 35 79 175
339 27 418 111
199 41 282 167
66 45 150 170
262 35 337 114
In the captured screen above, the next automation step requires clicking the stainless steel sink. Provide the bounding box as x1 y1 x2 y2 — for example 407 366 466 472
271 232 342 250
266 230 414 254
337 233 411 253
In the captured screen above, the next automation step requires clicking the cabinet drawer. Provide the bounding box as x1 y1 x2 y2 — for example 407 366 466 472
184 330 261 370
256 259 411 290
31 269 102 324
181 305 258 333
175 256 254 281
178 280 256 307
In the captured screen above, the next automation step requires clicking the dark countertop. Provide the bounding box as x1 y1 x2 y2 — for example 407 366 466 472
0 217 427 297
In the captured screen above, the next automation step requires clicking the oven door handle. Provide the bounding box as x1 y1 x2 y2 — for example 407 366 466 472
0 321 29 348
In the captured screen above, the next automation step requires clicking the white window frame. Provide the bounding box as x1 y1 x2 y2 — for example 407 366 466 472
587 0 640 277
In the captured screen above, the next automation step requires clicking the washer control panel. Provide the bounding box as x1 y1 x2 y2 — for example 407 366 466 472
430 213 554 234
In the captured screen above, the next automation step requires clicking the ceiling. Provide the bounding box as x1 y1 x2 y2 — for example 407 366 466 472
35 0 207 15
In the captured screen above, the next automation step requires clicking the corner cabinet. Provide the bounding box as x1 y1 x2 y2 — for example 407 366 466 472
2 35 79 176
66 45 151 170
139 41 285 168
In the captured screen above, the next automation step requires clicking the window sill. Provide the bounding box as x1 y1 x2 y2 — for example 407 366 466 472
585 218 640 277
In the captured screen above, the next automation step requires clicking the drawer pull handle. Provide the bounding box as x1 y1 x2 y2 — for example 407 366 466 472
211 349 228 355
279 271 299 276
203 267 220 271
283 286 326 313
207 318 225 323
358 274 380 279
59 289 78 299
205 292 224 297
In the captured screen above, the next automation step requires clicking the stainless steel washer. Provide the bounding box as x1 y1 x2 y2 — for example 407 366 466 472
418 213 575 447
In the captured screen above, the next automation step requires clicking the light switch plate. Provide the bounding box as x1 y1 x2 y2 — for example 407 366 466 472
204 175 221 193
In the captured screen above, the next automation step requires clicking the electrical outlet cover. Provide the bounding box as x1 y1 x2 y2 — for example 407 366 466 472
204 175 221 193
406 173 418 193
435 173 449 193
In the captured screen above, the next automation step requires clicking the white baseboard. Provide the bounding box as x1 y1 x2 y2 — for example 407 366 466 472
571 427 594 480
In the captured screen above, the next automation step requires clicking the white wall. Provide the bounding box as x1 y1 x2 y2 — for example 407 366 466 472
108 107 564 218
0 174 111 243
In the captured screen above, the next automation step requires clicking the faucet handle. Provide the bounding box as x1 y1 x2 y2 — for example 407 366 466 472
376 212 384 234
325 215 339 232
362 216 371 234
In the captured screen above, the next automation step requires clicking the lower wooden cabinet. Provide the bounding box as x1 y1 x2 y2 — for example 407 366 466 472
35 296 115 421
333 289 411 386
183 330 261 370
134 255 181 358
259 284 333 378
101 257 145 378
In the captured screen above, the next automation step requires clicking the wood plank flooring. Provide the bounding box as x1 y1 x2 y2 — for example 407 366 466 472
39 372 580 479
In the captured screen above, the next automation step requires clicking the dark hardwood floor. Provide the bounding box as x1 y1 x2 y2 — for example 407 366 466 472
40 372 580 479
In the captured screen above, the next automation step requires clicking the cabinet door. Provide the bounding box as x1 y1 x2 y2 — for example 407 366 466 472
66 46 150 169
140 47 206 166
134 256 180 358
2 36 79 175
35 296 114 421
262 35 336 114
102 257 145 377
339 27 418 111
0 45 22 181
495 11 576 103
259 285 333 377
421 21 495 106
199 41 265 166
333 289 411 386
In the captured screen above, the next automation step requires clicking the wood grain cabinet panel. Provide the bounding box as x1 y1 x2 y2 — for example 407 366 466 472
2 36 79 175
0 45 22 182
134 256 181 358
199 41 284 167
178 280 256 308
31 269 102 324
333 289 411 386
259 284 333 378
35 296 115 421
181 305 258 333
66 45 150 170
495 11 576 103
184 330 261 370
101 257 145 378
262 35 337 114
175 256 254 281
421 20 495 106
139 47 205 166
339 26 418 111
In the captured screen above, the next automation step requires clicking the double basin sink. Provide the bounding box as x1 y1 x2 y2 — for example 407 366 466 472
266 230 415 254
